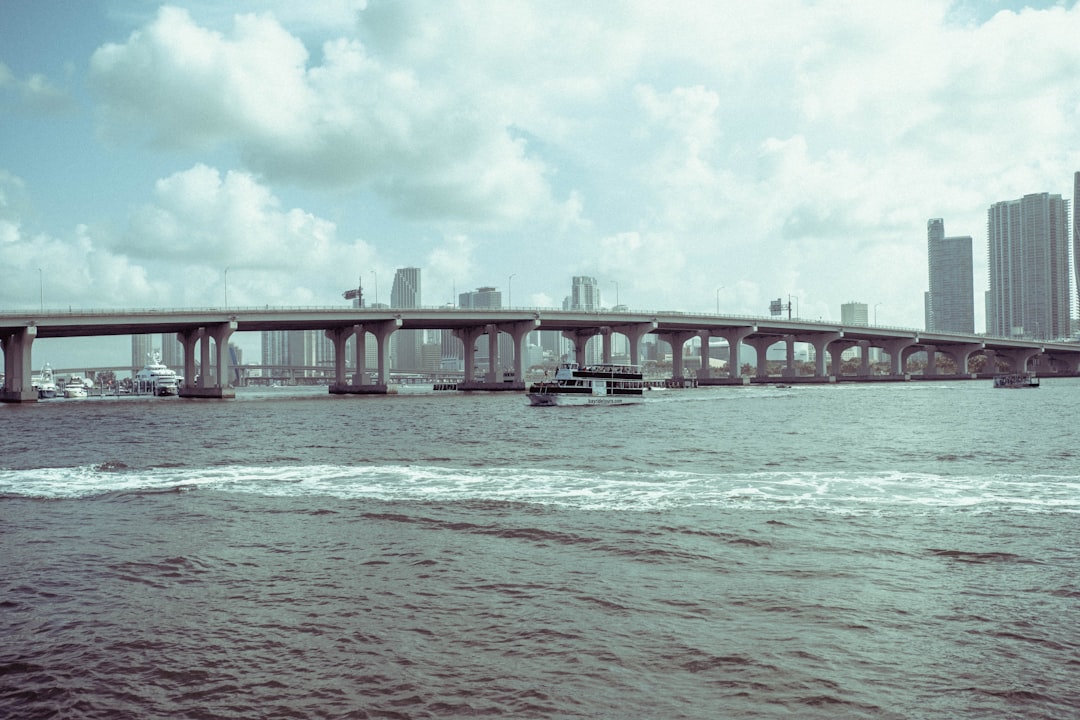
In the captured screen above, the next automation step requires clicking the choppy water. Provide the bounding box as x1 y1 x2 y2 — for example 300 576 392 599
2 381 1079 719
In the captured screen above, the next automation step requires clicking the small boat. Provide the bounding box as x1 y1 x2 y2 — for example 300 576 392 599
527 362 644 406
993 372 1039 389
133 351 182 396
63 375 92 398
32 363 58 399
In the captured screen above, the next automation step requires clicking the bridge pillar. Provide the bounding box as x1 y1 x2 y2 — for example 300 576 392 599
979 349 997 375
881 338 917 378
923 345 938 376
0 325 37 402
496 319 540 389
796 331 842 379
996 347 1043 373
485 324 500 383
940 343 982 377
697 330 712 379
858 341 872 376
178 322 236 398
563 329 598 367
370 318 401 387
657 331 696 382
717 326 756 382
1043 352 1080 375
177 327 202 391
454 325 486 385
745 336 779 379
829 340 857 377
353 326 368 384
611 321 658 367
325 325 356 386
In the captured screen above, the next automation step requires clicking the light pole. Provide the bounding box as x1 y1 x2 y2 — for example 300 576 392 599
611 280 619 308
38 268 43 312
508 273 516 307
371 270 378 306
716 285 725 314
789 294 799 320
874 302 882 325
224 267 230 308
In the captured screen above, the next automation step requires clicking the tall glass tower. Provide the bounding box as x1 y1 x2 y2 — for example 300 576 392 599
987 193 1070 340
925 218 974 333
390 267 422 371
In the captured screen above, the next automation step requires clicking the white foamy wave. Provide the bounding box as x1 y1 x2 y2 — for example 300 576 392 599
2 464 1079 514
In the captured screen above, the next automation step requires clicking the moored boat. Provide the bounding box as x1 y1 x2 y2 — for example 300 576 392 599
133 351 182 396
32 363 58 399
62 375 92 398
527 362 645 406
993 372 1039 389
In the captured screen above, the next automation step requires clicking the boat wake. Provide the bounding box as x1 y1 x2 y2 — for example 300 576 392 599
2 464 1078 514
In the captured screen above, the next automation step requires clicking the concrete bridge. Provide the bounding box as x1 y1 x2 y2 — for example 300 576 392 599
2 306 1079 402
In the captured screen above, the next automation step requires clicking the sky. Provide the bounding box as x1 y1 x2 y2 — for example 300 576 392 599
3 0 1080 366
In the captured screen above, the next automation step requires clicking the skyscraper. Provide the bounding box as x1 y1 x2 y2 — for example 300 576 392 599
390 267 422 371
1074 172 1080 329
568 276 601 311
987 193 1070 339
925 218 974 333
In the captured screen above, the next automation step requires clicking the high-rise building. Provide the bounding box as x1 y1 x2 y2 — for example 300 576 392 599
1074 172 1080 329
840 302 868 326
925 218 975 333
568 276 601 311
390 267 422 371
132 334 154 369
261 330 332 377
987 193 1070 339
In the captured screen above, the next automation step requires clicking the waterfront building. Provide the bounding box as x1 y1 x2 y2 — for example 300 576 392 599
925 218 975 334
391 267 422 371
987 193 1070 339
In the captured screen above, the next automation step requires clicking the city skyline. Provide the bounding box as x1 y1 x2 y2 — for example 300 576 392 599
5 2 1080 367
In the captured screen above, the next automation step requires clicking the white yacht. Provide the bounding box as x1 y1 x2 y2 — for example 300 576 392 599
133 351 182 396
63 375 92 398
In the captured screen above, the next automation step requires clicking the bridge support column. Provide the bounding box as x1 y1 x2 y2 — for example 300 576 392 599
0 325 37 403
858 341 872 376
485 324 500 383
454 325 486 387
1043 352 1080 375
746 337 779 380
829 340 856 377
782 336 796 378
940 343 982 378
496 319 540 389
996 348 1043 373
797 332 842 380
697 330 712 380
980 349 997 375
370 318 401 388
719 327 755 383
179 322 236 398
881 338 917 378
657 331 696 383
924 345 938 376
563 329 598 367
611 321 658 368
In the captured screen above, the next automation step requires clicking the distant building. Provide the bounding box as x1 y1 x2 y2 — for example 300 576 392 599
987 193 1070 339
261 330 332 378
458 286 513 374
925 218 975 334
565 276 602 362
1074 172 1080 327
391 267 422 371
132 334 154 369
840 302 868 326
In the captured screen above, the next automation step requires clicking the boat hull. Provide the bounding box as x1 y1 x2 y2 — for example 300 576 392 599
527 392 643 407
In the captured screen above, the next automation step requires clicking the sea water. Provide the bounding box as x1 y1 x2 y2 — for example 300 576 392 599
2 381 1078 718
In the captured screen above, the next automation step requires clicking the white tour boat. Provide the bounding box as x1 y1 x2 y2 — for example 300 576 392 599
527 362 645 406
133 351 182 396
993 372 1039 389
